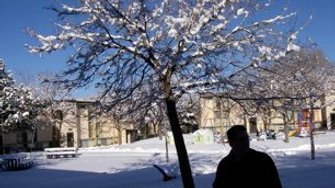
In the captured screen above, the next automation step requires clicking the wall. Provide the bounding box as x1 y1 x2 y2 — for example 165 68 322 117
199 94 327 135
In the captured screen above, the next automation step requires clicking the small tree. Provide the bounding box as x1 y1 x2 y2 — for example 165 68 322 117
27 1 300 186
0 59 40 154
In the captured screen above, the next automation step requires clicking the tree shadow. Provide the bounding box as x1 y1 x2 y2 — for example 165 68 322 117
3 149 334 188
275 150 335 188
0 166 184 188
29 152 82 167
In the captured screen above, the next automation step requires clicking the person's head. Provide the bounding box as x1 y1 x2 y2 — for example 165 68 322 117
227 125 250 153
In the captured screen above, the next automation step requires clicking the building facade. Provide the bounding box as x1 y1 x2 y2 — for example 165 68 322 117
200 93 331 136
2 100 138 151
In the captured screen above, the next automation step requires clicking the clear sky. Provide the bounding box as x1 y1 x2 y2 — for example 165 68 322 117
0 0 334 84
0 0 69 81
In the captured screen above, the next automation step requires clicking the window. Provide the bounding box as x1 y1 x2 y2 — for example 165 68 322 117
303 110 310 120
222 98 229 112
215 98 221 110
214 111 221 119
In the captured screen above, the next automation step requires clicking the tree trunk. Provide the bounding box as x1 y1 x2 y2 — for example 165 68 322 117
118 127 122 145
283 112 289 143
0 125 3 154
165 98 195 188
57 123 62 147
53 120 62 147
158 124 163 140
310 100 315 160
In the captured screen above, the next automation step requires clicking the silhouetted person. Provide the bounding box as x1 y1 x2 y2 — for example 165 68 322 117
213 125 282 188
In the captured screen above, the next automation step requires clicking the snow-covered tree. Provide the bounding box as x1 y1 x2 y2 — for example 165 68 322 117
0 59 40 154
12 71 76 147
265 49 334 158
178 93 200 133
228 48 333 141
33 74 75 147
137 102 166 139
27 1 300 186
269 49 333 101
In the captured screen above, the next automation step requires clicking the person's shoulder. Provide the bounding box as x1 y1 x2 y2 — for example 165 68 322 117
219 152 234 164
250 148 272 160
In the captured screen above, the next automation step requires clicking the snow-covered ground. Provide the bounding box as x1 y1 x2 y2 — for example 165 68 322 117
1 131 335 188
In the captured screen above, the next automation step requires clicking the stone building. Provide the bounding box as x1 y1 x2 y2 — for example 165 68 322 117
2 100 138 151
200 93 331 136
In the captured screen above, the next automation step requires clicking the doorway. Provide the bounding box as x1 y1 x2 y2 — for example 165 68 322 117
249 118 258 133
330 113 335 129
67 132 74 147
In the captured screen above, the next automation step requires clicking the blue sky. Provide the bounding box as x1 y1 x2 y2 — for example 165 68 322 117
0 0 68 80
0 0 334 85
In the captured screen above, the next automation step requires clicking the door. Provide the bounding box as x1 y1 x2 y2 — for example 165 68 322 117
330 113 335 129
22 131 28 151
67 132 74 147
249 118 258 133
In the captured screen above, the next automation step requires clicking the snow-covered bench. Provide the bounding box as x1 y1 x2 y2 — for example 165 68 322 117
44 147 78 159
0 153 33 171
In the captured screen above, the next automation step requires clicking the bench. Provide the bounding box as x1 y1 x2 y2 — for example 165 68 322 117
44 147 78 159
0 153 33 171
